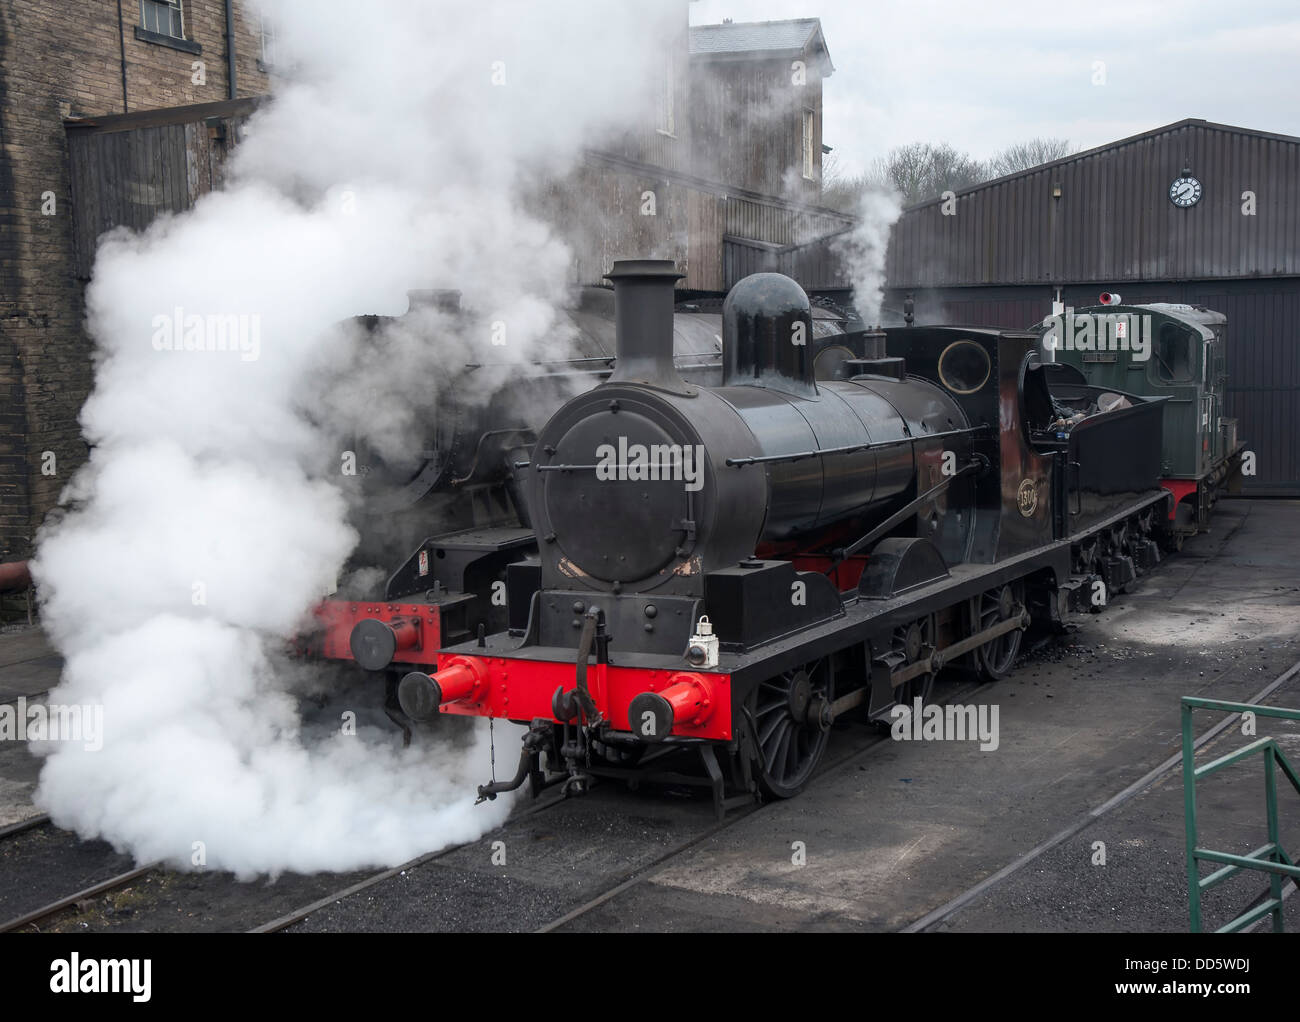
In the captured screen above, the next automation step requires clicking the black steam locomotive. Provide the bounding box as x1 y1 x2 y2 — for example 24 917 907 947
364 260 1177 815
313 280 872 669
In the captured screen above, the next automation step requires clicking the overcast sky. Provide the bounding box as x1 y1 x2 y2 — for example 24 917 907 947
690 0 1300 175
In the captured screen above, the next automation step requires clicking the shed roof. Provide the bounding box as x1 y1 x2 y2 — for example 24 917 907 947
689 18 833 72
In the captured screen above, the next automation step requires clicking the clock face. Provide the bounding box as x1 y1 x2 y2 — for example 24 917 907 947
1170 176 1202 207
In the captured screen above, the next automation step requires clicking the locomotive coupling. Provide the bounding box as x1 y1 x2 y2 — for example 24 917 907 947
398 656 488 721
349 616 421 671
476 724 554 804
627 672 715 742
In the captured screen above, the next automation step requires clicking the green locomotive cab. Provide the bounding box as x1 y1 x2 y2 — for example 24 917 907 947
1038 300 1243 544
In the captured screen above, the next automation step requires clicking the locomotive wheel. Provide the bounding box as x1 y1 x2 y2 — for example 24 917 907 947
750 658 833 800
972 582 1025 682
892 614 937 709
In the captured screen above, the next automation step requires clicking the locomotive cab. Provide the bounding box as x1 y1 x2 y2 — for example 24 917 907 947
1041 300 1242 542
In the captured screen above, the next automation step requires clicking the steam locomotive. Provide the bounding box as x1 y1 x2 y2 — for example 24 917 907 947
312 280 873 671
327 259 1193 815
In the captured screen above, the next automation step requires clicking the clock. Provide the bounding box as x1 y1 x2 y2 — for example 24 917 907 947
1169 175 1202 207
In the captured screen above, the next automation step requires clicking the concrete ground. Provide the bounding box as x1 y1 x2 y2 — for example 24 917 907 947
2 498 1297 931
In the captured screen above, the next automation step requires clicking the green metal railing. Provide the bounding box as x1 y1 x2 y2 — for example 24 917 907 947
1182 696 1300 933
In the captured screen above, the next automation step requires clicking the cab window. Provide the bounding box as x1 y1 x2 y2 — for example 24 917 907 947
1153 323 1194 383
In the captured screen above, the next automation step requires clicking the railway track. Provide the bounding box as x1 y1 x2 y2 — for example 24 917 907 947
0 811 161 934
254 677 994 934
250 788 573 933
0 813 50 842
0 863 159 933
901 652 1300 932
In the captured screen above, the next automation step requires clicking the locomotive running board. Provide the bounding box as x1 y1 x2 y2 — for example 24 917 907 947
720 487 1171 690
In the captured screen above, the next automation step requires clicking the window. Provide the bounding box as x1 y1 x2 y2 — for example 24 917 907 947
261 17 277 67
140 0 183 39
657 51 675 136
802 109 816 179
1153 323 1194 383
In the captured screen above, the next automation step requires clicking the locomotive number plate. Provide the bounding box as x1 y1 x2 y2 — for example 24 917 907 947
1017 478 1038 517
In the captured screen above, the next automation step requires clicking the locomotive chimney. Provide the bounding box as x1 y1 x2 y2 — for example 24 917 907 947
722 272 817 396
605 259 689 392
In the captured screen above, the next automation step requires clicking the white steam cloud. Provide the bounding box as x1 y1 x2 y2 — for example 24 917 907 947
834 188 903 325
30 0 680 877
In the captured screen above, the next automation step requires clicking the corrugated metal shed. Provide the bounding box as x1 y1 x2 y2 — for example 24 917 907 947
883 118 1300 495
886 119 1300 288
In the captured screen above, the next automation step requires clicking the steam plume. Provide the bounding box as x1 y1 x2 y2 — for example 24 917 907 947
30 0 679 877
834 188 903 324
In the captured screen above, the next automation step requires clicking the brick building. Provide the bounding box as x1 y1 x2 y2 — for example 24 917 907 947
0 1 271 560
0 7 852 560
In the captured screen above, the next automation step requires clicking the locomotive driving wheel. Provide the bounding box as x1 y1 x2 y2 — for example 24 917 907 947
891 614 937 710
971 582 1025 681
749 657 834 799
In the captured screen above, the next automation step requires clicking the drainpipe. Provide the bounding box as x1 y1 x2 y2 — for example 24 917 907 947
225 0 237 99
116 0 129 112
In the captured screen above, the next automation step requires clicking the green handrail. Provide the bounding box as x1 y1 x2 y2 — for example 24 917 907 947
1182 696 1300 933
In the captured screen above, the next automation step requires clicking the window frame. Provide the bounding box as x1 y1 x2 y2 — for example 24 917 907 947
801 108 816 180
656 49 676 137
260 17 277 68
1150 323 1197 384
140 0 184 40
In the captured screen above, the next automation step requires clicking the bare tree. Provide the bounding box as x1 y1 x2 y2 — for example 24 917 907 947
822 142 981 210
884 142 987 205
820 152 883 213
984 137 1075 179
820 137 1079 212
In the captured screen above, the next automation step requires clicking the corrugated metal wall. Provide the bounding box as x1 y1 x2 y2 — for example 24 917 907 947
723 235 779 284
722 224 855 290
776 228 853 289
690 58 824 202
882 280 1300 494
886 121 1300 288
724 197 847 247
